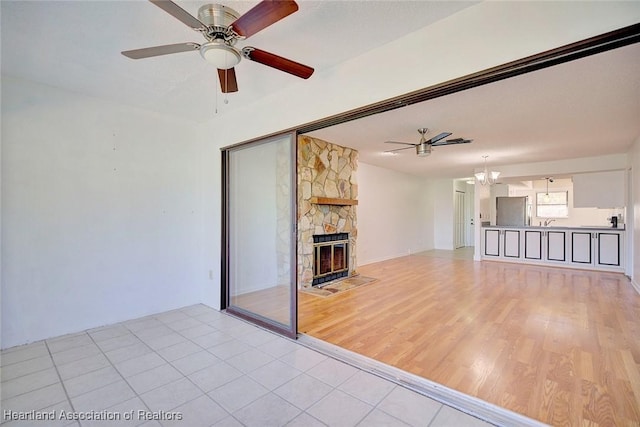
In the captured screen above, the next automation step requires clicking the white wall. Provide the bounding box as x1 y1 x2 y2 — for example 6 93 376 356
489 154 628 180
356 163 433 265
509 179 619 228
1 77 204 348
433 180 455 250
630 137 640 290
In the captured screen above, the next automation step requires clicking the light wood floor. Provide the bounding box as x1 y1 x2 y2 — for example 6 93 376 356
231 285 291 326
298 254 640 426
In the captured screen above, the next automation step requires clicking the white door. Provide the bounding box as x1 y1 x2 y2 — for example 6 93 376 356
466 187 475 246
454 191 465 249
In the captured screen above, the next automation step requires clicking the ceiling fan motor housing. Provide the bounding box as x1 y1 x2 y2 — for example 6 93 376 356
416 144 432 157
198 4 242 69
198 4 240 32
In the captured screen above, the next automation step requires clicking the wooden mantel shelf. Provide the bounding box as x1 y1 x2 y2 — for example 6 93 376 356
309 197 358 206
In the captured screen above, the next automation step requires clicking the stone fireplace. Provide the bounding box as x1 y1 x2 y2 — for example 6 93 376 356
298 135 357 288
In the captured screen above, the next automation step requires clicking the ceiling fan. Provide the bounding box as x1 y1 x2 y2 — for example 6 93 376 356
384 128 472 157
122 0 314 93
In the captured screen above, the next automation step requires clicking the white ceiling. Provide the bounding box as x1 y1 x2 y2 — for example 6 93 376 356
308 42 640 179
2 1 639 180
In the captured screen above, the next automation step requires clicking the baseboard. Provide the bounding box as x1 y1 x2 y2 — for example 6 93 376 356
359 249 428 266
297 334 547 427
632 278 640 295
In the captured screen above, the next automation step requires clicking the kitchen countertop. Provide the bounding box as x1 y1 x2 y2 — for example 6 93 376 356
481 224 625 231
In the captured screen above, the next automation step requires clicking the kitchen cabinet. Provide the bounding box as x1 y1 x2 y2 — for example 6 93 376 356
572 171 625 208
483 229 500 257
598 232 622 266
570 231 593 264
523 229 567 263
504 230 520 258
547 230 568 262
481 226 624 273
482 228 521 259
569 230 622 268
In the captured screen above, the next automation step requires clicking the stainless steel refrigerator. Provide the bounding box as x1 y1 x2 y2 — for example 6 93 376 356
496 196 529 226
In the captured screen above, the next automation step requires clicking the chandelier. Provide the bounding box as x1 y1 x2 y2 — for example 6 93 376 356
475 155 500 186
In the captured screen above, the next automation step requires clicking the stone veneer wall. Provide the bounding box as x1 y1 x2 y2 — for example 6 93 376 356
298 135 358 288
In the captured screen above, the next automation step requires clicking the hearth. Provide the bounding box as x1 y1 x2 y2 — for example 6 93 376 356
312 233 349 286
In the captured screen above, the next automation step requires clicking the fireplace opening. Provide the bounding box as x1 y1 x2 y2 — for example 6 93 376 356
313 233 349 286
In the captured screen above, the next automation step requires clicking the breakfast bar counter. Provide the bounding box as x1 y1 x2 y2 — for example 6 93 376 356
480 225 625 272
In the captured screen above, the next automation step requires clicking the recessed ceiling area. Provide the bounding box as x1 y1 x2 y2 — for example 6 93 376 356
306 42 640 179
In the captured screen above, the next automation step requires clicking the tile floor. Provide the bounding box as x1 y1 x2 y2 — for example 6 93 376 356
1 305 491 427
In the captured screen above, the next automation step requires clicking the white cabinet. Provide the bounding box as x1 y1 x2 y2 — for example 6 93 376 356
481 226 624 272
523 229 567 264
523 230 542 260
570 231 593 264
482 228 522 259
483 229 500 257
572 171 625 208
547 230 568 262
569 230 623 269
597 232 622 266
504 230 521 258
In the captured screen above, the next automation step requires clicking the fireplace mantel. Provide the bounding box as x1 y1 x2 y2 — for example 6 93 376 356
309 197 358 206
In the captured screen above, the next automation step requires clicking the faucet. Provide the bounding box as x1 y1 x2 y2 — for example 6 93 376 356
543 219 555 227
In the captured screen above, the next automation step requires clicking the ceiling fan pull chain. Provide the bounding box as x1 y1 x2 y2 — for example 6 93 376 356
214 78 218 114
224 52 229 105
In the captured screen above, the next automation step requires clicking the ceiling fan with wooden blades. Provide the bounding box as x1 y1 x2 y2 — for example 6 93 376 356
122 0 314 93
384 128 472 157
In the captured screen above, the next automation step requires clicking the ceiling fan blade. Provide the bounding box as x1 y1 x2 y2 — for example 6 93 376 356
231 0 298 38
243 47 314 79
384 141 416 146
121 42 200 59
218 68 239 93
149 0 207 30
431 138 473 147
427 132 452 144
384 146 414 153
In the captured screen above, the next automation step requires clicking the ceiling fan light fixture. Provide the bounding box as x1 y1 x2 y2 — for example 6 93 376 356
416 143 431 157
200 41 241 69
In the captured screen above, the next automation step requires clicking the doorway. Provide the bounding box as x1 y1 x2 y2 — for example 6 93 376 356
454 190 465 249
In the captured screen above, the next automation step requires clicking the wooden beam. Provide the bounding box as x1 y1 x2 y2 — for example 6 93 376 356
309 197 358 206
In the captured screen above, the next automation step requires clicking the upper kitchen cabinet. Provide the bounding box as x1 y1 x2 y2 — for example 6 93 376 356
572 170 626 208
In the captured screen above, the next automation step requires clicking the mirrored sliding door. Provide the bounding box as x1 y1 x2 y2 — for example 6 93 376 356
222 132 297 338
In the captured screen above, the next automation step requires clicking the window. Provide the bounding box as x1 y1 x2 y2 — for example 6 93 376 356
536 191 568 218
